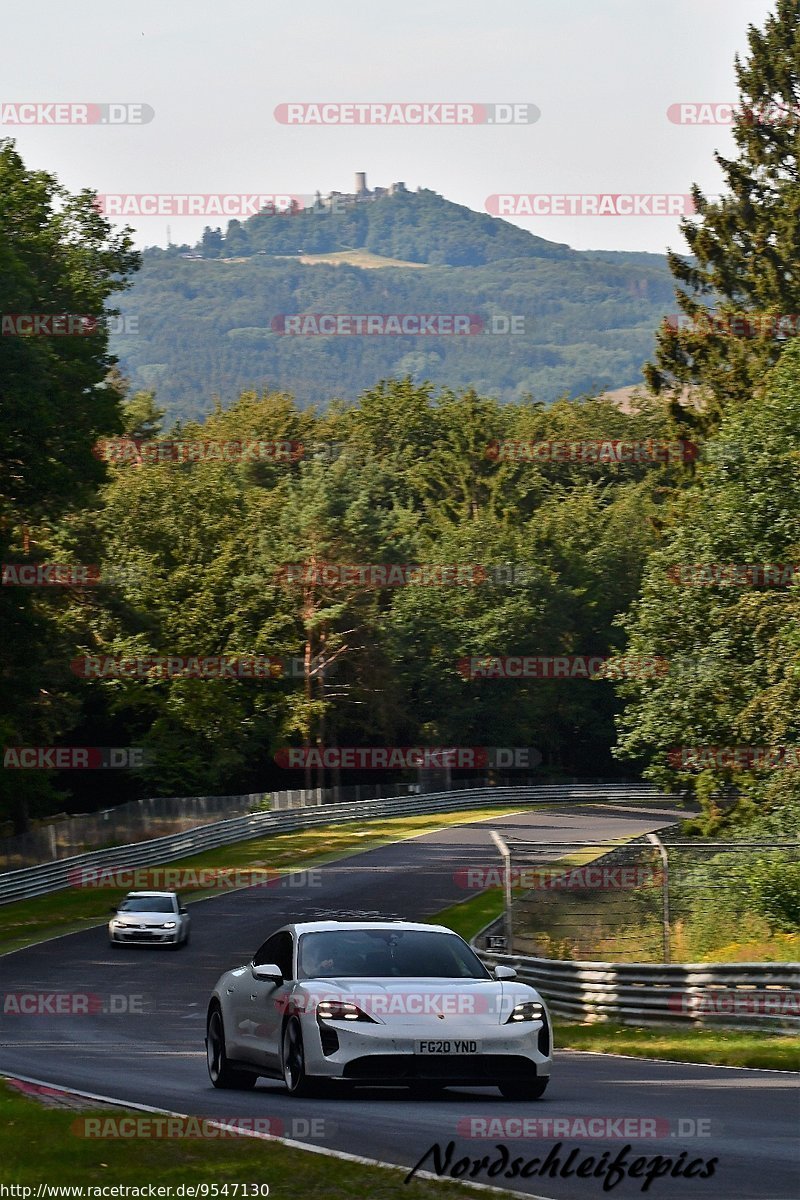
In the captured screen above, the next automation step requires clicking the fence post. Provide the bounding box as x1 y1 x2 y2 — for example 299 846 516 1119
646 832 671 964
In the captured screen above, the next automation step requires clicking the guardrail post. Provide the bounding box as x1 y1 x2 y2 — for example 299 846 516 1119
490 829 513 951
646 832 671 964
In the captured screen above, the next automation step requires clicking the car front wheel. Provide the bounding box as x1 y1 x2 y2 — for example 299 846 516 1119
206 1007 256 1089
500 1077 548 1100
282 1017 320 1097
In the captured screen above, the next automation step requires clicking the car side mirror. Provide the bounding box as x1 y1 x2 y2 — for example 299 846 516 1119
494 965 517 980
251 962 283 983
109 907 117 914
179 907 188 915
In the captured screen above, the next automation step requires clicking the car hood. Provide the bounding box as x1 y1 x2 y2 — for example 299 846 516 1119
298 977 542 1026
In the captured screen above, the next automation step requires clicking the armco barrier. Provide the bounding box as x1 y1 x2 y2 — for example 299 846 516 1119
0 782 667 905
475 945 800 1031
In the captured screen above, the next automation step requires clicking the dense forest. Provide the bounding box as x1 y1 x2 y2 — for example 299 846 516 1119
1 0 799 856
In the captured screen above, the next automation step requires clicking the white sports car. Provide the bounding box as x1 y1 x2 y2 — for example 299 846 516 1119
206 920 552 1098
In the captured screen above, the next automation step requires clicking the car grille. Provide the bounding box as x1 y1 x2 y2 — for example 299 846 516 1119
117 928 170 940
343 1054 538 1082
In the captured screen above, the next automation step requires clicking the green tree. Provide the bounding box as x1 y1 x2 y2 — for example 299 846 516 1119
645 0 800 435
201 227 224 258
616 340 800 829
121 390 165 439
0 140 139 830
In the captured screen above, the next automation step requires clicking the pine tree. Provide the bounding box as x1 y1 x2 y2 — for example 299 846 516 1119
646 0 800 436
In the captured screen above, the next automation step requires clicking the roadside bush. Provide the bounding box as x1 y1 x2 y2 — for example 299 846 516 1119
751 860 800 932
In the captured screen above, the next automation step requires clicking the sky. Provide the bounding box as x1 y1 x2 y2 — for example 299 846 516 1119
1 0 776 255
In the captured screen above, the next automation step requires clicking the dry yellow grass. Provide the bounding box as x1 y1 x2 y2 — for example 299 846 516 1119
274 249 428 269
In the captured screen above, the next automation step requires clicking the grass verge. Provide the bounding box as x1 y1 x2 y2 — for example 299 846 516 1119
0 1081 484 1195
553 1021 800 1072
0 805 535 957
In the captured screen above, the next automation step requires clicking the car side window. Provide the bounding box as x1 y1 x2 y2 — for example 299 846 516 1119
253 931 294 978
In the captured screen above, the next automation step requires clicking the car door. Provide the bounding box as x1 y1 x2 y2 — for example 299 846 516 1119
235 931 295 1070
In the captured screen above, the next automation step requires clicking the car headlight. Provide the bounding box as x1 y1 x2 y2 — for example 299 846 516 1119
162 921 177 929
316 1000 376 1023
506 1001 544 1023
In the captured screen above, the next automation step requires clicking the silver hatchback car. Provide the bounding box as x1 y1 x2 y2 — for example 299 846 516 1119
108 890 190 949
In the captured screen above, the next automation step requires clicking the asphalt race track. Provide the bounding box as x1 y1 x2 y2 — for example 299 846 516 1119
1 801 798 1199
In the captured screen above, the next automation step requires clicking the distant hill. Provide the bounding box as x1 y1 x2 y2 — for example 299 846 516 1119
111 187 676 421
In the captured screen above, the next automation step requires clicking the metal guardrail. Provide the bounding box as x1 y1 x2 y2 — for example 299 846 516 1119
475 946 800 1031
0 782 667 905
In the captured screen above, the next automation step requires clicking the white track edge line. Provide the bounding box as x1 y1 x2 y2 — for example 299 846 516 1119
557 1048 799 1074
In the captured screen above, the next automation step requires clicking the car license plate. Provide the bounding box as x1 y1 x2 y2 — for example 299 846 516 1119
415 1039 480 1054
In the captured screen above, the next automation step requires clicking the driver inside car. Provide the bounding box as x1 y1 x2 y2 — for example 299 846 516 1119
303 941 338 977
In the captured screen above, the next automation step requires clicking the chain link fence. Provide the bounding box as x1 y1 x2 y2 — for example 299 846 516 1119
0 772 555 869
484 832 800 964
0 793 263 870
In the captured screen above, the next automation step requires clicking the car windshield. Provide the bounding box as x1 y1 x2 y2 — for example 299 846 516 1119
117 897 176 913
298 929 490 979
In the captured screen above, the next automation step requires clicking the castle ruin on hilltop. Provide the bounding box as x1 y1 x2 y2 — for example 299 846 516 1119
313 173 410 211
